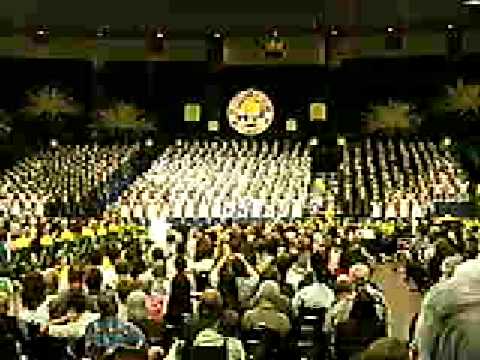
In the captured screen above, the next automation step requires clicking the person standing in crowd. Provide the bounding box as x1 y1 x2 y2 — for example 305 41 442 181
166 256 192 326
414 258 480 360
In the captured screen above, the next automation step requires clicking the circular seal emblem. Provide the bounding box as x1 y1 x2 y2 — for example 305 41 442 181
227 88 274 135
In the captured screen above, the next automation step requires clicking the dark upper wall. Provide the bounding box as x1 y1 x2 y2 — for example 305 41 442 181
0 0 464 32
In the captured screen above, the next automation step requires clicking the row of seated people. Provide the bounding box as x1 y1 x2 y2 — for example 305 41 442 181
338 138 470 218
0 216 395 360
0 145 137 219
171 139 309 158
116 197 306 221
403 219 480 293
116 140 312 221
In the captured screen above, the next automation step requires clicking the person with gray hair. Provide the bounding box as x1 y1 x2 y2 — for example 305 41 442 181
414 257 480 360
242 280 291 337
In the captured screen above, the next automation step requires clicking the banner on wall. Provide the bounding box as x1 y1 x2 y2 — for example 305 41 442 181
184 103 201 122
310 102 327 121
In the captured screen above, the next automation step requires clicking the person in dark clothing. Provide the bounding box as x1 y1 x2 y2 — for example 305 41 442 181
335 288 384 360
85 267 102 296
167 257 192 326
0 292 25 352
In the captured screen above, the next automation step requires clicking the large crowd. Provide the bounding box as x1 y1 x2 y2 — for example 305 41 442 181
0 138 479 360
338 138 470 218
116 140 311 222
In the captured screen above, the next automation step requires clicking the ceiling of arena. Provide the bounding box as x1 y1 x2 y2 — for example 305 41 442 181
0 0 466 31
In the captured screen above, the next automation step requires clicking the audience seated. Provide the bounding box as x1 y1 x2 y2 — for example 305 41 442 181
1 137 480 360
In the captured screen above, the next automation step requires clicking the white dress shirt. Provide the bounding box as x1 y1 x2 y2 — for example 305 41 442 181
292 282 335 317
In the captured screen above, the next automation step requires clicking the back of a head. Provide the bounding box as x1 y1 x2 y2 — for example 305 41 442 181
175 256 187 273
199 289 223 321
361 337 409 360
68 267 84 289
98 292 118 318
257 280 281 305
116 261 131 276
22 271 46 310
127 290 147 322
350 289 377 320
151 248 164 262
152 263 166 279
86 267 102 294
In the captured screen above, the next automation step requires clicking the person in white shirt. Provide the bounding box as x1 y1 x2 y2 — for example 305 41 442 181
133 203 143 223
385 200 396 220
146 202 157 221
184 199 195 219
399 195 410 219
412 197 423 219
371 201 382 219
211 199 222 218
291 272 335 317
286 254 310 292
173 200 184 218
251 199 263 219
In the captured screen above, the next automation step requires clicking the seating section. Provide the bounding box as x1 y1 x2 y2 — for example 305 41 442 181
2 137 480 360
0 144 138 220
115 139 312 221
338 138 470 218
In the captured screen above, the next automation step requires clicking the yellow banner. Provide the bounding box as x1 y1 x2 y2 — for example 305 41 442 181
310 103 327 121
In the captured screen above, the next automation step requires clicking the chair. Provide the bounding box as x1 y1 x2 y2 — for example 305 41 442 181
33 336 73 360
181 342 227 360
113 348 149 360
0 338 20 360
295 307 328 360
243 325 282 360
334 319 382 360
